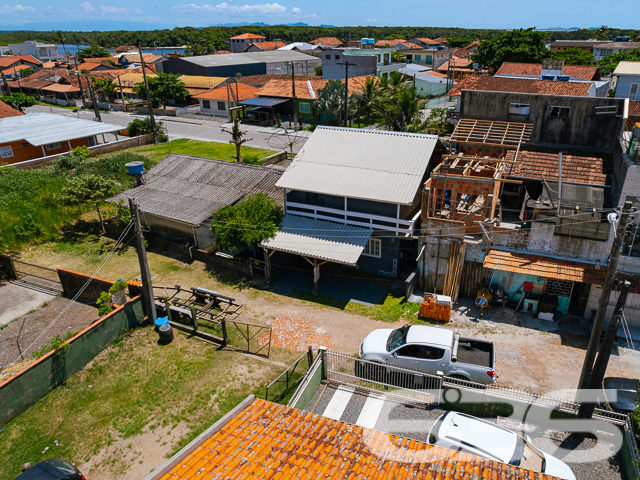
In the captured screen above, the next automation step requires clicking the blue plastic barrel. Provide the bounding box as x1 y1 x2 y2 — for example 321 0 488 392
125 161 144 175
154 316 169 332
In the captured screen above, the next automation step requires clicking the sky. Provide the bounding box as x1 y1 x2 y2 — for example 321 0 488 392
1 0 638 30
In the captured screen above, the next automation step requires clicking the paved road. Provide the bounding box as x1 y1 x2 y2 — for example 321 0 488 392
26 105 308 153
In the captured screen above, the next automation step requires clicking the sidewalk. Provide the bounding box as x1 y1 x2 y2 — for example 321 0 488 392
219 122 312 137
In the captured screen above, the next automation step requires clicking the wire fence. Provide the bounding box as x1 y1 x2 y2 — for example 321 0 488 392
265 349 313 403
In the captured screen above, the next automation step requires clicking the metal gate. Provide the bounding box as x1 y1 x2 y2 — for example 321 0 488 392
6 253 62 293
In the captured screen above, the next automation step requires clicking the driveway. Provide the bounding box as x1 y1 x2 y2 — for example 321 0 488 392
0 281 57 327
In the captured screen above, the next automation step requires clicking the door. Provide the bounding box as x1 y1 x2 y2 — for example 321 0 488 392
393 344 446 374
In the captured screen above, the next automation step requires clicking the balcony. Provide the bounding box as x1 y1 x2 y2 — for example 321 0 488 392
286 201 419 236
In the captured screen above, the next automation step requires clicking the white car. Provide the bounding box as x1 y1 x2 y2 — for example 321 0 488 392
428 412 576 480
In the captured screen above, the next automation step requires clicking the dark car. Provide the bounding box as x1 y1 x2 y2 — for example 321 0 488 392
13 458 85 480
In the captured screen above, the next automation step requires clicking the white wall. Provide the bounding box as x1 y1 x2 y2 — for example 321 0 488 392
198 99 229 117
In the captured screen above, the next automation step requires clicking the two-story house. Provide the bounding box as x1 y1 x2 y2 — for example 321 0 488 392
7 41 63 62
613 61 640 101
322 48 405 80
228 33 267 53
260 127 445 290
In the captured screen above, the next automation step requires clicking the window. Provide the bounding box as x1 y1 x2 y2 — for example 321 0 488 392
415 55 421 61
334 55 340 59
202 100 211 109
396 345 422 357
45 142 61 151
548 106 570 118
415 346 445 360
509 103 530 115
362 238 382 258
299 102 310 113
217 101 226 111
325 54 330 60
631 83 639 100
0 145 14 158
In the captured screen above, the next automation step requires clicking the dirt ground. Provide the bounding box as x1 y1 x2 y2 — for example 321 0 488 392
0 296 98 375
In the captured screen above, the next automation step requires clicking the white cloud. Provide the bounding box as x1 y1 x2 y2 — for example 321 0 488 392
366 18 377 22
100 4 127 14
1 4 35 13
291 6 301 15
172 2 288 16
81 1 94 12
304 13 318 18
133 8 145 14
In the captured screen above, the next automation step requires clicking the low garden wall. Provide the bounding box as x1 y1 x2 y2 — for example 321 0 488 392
0 296 145 426
56 268 114 302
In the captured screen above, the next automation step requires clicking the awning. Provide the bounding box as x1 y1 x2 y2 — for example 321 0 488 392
483 249 604 285
239 97 289 108
260 214 373 265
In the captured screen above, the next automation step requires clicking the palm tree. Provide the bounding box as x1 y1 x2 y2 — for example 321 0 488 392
388 70 409 87
93 77 117 102
54 30 67 60
596 25 610 41
380 86 427 132
353 76 383 125
315 79 346 125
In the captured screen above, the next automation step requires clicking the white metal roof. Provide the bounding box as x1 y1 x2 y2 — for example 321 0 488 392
276 127 439 205
180 50 317 67
0 112 122 147
260 214 372 265
614 61 640 76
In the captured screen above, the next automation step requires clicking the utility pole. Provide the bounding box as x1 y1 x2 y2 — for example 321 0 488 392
73 55 87 110
290 61 297 129
84 72 102 122
336 59 358 127
578 280 630 419
128 198 156 323
1 71 11 95
138 45 158 144
577 200 634 393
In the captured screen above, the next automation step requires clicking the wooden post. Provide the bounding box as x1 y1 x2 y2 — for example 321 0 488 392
221 318 228 346
307 345 314 367
264 248 273 283
190 307 198 331
313 258 319 296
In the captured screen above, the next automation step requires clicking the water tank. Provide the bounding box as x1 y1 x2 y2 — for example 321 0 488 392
367 38 375 44
361 38 368 44
125 161 144 175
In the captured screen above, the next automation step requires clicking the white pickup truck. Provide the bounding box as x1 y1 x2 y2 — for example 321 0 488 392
358 324 497 384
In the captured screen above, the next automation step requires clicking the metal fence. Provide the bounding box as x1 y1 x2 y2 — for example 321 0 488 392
7 254 62 293
325 351 442 406
624 416 640 480
265 349 313 403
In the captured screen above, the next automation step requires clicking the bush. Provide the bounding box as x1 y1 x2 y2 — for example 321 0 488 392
14 214 41 240
53 153 84 171
32 331 77 359
127 118 168 142
96 291 113 316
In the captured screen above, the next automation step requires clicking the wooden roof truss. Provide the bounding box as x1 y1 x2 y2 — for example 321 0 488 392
450 119 533 148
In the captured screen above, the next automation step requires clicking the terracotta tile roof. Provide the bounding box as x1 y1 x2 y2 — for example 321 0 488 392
484 249 604 284
415 37 439 45
495 62 600 81
41 61 61 69
629 101 640 117
230 33 266 40
195 83 259 102
77 62 108 71
248 41 286 50
0 100 23 118
437 56 473 72
374 39 407 47
154 397 559 480
40 83 81 93
400 42 422 49
119 53 164 64
0 55 42 68
425 71 447 78
309 37 342 46
83 57 117 64
434 37 448 44
8 78 53 89
117 71 157 88
454 41 480 58
236 73 285 87
178 75 226 89
447 75 593 97
505 149 608 186
1 64 30 75
256 77 328 100
114 45 137 53
215 50 232 55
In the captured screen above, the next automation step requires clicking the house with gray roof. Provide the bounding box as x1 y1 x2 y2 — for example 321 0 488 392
261 127 445 288
109 154 283 252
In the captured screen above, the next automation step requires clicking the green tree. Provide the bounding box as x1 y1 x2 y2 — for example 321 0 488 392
211 193 283 251
77 45 111 61
134 72 189 108
352 76 384 125
446 36 476 48
314 64 323 77
93 77 117 101
471 28 549 74
0 92 36 112
424 108 452 135
126 118 168 142
221 117 252 163
548 47 595 65
596 25 610 41
16 67 34 79
315 79 347 125
379 86 427 132
54 30 68 57
391 51 405 63
597 48 640 76
58 174 114 231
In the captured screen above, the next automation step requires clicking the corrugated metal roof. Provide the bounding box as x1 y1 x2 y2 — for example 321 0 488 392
239 97 289 107
276 126 439 205
180 50 318 67
260 214 372 265
0 112 122 146
109 154 283 226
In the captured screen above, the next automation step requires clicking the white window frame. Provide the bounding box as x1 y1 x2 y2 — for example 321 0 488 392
631 83 639 100
362 238 382 258
299 102 310 114
509 103 530 115
45 142 61 151
0 145 14 158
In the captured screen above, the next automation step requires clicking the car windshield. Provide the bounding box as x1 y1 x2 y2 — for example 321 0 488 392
387 325 409 351
511 437 545 472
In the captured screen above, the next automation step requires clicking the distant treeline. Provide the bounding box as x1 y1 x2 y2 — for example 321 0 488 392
0 26 639 49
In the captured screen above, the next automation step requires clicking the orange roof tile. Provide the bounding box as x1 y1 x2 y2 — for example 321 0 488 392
401 42 422 49
495 62 600 81
83 57 117 64
434 37 448 44
215 50 232 55
0 55 42 68
454 41 480 58
437 56 473 72
195 83 259 102
1 64 30 75
505 149 609 186
40 83 81 93
77 62 107 71
247 40 286 50
374 39 407 47
114 45 137 53
415 37 439 45
256 77 327 99
484 249 604 284
309 37 342 46
152 397 560 480
230 33 266 40
425 71 447 78
447 75 593 97
0 99 24 118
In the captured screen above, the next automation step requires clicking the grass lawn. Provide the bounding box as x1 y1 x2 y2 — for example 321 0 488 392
125 138 276 165
0 325 299 480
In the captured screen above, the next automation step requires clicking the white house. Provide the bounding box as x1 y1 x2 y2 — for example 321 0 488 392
194 82 259 117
